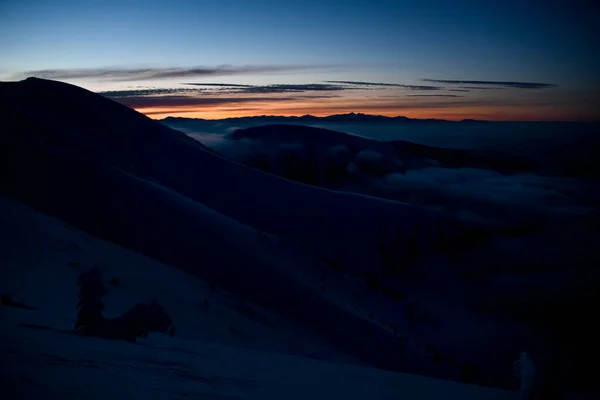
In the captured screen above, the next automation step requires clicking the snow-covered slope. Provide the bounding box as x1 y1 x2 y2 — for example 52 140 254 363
0 195 359 362
2 78 597 393
0 195 522 400
1 315 519 400
0 128 477 385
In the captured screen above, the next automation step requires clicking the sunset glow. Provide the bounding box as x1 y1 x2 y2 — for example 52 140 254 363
1 0 598 121
132 89 599 121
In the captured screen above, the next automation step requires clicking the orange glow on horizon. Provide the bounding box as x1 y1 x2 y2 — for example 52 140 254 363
129 89 600 122
136 104 597 122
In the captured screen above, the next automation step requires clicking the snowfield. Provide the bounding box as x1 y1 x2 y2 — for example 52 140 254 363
1 313 517 400
0 195 517 399
0 195 361 363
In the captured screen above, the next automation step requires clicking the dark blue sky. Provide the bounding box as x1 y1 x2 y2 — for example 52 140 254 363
1 0 598 120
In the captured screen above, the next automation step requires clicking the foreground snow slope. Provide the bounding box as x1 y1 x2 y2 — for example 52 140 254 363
0 197 519 400
0 195 359 363
0 310 519 400
2 125 463 381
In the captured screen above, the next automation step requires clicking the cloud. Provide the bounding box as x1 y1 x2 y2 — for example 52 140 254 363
183 83 253 87
182 83 353 94
14 65 335 81
461 86 502 90
143 108 204 116
406 94 464 97
377 168 599 232
99 88 201 98
110 94 338 108
324 80 442 90
100 83 351 100
217 108 261 112
98 84 345 108
422 79 557 89
193 130 598 233
238 84 348 93
323 81 442 90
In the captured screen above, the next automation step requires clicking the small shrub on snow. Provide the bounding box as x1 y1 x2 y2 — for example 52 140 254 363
75 266 107 332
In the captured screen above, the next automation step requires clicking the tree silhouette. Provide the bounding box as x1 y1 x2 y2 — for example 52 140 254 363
75 266 108 333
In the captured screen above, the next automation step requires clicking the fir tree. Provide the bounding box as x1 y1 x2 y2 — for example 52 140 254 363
75 266 108 333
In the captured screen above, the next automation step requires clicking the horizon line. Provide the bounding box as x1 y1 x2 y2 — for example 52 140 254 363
148 112 600 124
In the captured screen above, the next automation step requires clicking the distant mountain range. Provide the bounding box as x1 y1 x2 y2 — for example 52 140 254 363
162 112 476 124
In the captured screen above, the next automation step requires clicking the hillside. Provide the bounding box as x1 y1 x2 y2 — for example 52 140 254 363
2 78 598 394
1 195 525 399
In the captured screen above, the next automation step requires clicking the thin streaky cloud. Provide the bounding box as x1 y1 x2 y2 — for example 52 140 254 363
99 88 202 97
422 79 557 89
406 94 464 97
324 80 441 90
13 65 337 81
183 83 355 94
143 108 206 116
101 84 352 98
215 107 262 112
183 83 253 87
113 94 339 108
461 86 503 90
238 84 348 93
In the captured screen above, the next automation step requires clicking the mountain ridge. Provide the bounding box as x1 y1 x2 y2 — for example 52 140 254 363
161 112 470 124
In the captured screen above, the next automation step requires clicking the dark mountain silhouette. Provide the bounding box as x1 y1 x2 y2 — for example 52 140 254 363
0 77 488 385
162 112 451 124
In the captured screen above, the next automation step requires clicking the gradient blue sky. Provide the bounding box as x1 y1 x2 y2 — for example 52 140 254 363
1 0 599 120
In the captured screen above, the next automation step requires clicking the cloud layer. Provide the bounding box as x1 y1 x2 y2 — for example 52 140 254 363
101 94 337 108
184 83 350 94
65 68 579 119
193 130 600 240
422 79 557 89
406 94 464 97
13 65 335 81
324 80 442 91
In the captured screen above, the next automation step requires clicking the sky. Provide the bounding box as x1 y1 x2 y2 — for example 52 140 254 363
1 0 599 120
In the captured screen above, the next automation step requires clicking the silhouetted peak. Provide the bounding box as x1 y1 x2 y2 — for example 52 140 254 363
21 76 73 88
